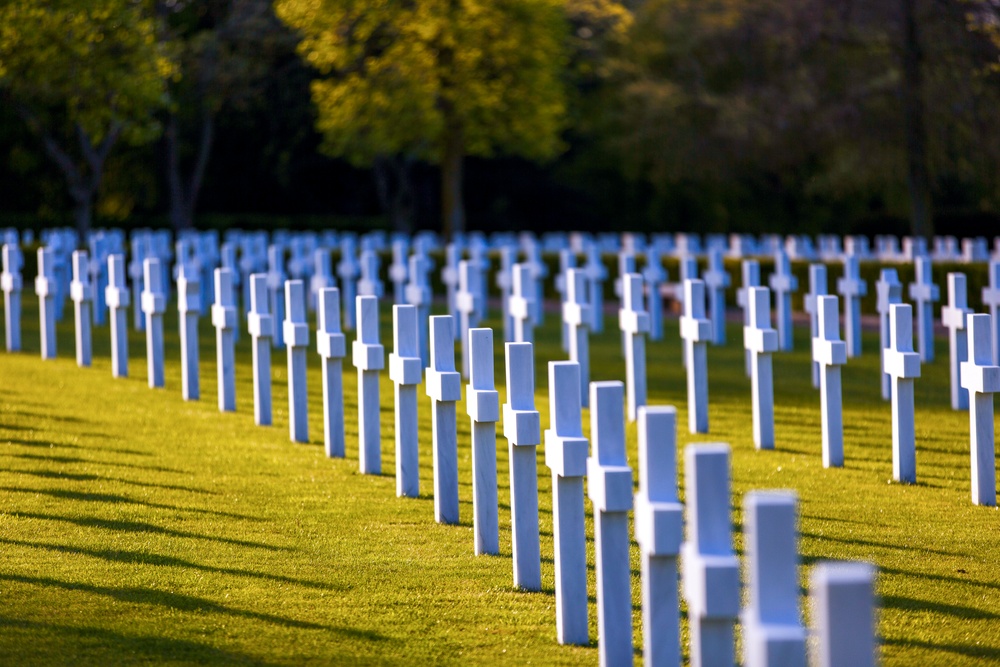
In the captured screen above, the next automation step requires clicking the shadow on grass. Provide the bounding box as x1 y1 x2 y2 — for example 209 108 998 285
800 531 965 557
0 573 366 633
0 486 260 521
12 468 217 494
2 452 185 474
12 511 291 552
882 636 1000 661
882 593 1000 621
0 537 338 591
0 614 276 666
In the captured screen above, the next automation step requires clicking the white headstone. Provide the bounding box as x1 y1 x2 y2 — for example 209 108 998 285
177 263 201 401
496 245 516 342
643 246 666 342
247 273 273 425
742 491 806 667
544 361 590 645
468 328 500 555
456 260 479 380
353 294 384 473
768 249 798 352
510 263 534 344
704 248 730 345
837 255 867 358
405 251 432 366
587 381 634 666
745 287 778 449
310 248 334 313
738 260 762 377
812 296 847 467
525 243 546 327
142 257 166 388
1 244 22 352
809 562 876 667
285 280 310 443
961 313 1000 506
942 272 971 410
212 268 237 412
70 250 93 367
128 234 147 332
983 260 1000 366
106 254 129 378
36 247 57 360
427 315 461 524
875 269 903 401
908 256 939 363
634 406 683 667
357 249 383 299
563 268 591 408
337 237 359 331
388 239 409 305
319 287 347 459
267 244 287 347
620 273 649 422
585 243 607 333
442 243 461 323
884 303 920 483
682 279 712 434
682 443 739 667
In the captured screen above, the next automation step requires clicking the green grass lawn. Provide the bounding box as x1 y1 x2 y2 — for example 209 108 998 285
1 293 998 665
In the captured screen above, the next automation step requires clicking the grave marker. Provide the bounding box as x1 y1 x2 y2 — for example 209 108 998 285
142 258 166 388
682 279 712 434
813 296 847 468
70 250 93 367
337 237 359 331
310 248 333 313
983 260 1000 365
247 273 273 425
563 268 591 407
961 313 1000 506
643 246 666 342
267 244 287 347
106 254 129 378
468 328 500 555
704 248 730 345
285 280 310 443
837 256 867 358
876 269 903 400
36 247 57 360
353 294 384 473
177 264 201 401
620 273 649 422
585 243 607 333
427 316 461 524
213 268 237 412
496 245 516 341
804 264 829 388
738 260 761 376
942 273 971 410
442 243 461 323
319 288 347 459
634 406 683 667
745 287 778 449
908 256 939 363
587 381 634 666
810 562 876 667
128 235 146 331
1 244 22 352
357 249 383 298
405 252 433 366
388 239 409 305
510 263 534 343
544 361 590 645
456 260 479 379
682 444 739 667
884 304 920 483
768 249 798 351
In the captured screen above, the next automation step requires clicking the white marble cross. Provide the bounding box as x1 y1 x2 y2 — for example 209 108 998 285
88 236 108 325
768 249 798 352
310 248 333 313
682 279 712 434
704 248 730 345
813 296 847 468
544 361 590 645
357 249 383 299
619 273 649 422
319 287 347 459
876 269 903 401
587 381 634 666
503 341 542 589
510 263 534 344
677 256 699 360
427 315 461 524
908 256 939 363
442 243 461 323
405 252 433 366
388 239 409 305
738 260 762 377
285 280 310 443
468 328 500 555
36 247 57 360
106 254 129 378
961 313 1000 506
337 237 359 331
70 250 93 367
128 235 146 331
585 243 607 333
810 561 876 667
563 268 591 408
1 244 22 352
982 260 1000 366
643 246 667 342
837 255 867 358
525 243 546 326
745 287 778 449
803 264 829 388
942 272 971 410
212 268 237 412
884 303 920 483
469 240 489 325
634 406 683 667
682 443 739 667
177 263 201 401
353 294 384 473
556 249 577 350
456 260 479 379
267 244 287 347
741 491 806 667
142 257 166 388
247 273 273 425
496 245 516 342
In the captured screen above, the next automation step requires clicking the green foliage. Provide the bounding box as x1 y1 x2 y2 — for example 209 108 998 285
274 0 570 167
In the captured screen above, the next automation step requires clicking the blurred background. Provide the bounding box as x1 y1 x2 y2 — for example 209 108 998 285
1 0 999 239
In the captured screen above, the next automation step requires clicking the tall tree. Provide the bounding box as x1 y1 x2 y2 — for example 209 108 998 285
0 0 176 237
275 0 570 238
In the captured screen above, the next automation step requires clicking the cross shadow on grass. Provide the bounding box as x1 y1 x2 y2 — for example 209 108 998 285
1 452 185 474
13 468 218 494
0 486 260 521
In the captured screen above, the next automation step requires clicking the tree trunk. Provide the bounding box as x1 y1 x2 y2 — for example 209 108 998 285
901 0 933 239
441 126 465 240
374 155 416 234
73 197 92 240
